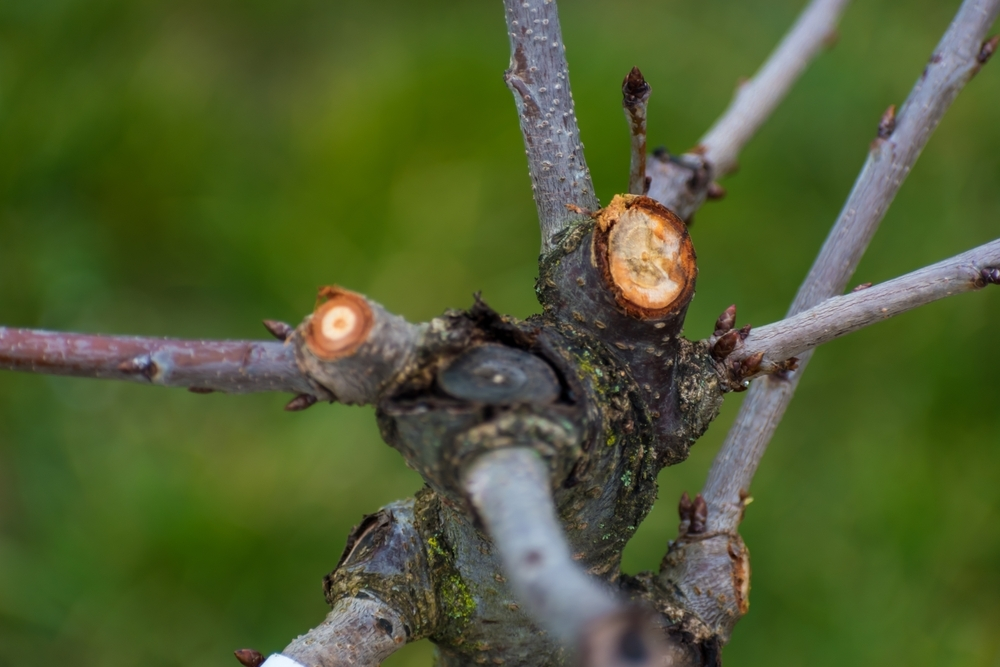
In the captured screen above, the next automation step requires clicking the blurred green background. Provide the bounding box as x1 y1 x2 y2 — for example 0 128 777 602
1 0 999 665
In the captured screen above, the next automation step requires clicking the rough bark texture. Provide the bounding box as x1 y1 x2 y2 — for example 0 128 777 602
503 0 598 253
1 0 999 666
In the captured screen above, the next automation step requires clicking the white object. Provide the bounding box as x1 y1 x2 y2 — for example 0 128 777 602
261 655 305 667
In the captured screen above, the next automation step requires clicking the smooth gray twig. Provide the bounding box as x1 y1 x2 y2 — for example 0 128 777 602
701 0 1000 532
277 597 408 667
731 239 1000 373
463 447 619 643
0 327 315 395
648 0 851 219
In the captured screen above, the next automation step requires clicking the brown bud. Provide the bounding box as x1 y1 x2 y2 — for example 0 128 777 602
285 394 318 412
678 491 693 534
980 267 1000 285
263 319 294 341
738 324 752 340
978 35 999 64
706 182 727 200
851 282 873 293
712 328 741 360
739 351 765 378
234 649 265 667
678 491 693 519
714 304 737 336
690 494 708 534
305 287 374 361
877 105 896 140
622 66 651 107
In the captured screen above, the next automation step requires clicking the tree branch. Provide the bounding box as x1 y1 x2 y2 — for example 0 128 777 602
701 0 1000 533
647 0 851 219
463 447 667 667
0 327 316 396
463 447 618 642
726 240 1000 375
292 286 425 405
264 597 408 667
0 287 426 408
503 0 599 253
698 0 850 176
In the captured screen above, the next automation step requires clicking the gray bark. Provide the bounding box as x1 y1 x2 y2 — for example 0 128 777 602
0 0 998 665
0 327 316 395
701 0 1000 534
647 0 851 220
730 240 1000 374
503 0 599 253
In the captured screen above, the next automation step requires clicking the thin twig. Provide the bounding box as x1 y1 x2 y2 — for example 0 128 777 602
274 597 408 667
622 67 651 195
701 0 1000 532
648 0 851 219
0 327 316 395
464 447 666 667
503 0 599 253
464 447 618 642
729 240 1000 374
699 0 851 176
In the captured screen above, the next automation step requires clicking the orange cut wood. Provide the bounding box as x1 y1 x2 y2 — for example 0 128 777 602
593 195 696 320
304 286 375 360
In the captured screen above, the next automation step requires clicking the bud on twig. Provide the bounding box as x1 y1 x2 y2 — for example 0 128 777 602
234 649 265 667
877 104 897 139
978 35 999 64
263 320 294 342
712 329 741 360
714 304 737 337
285 394 318 412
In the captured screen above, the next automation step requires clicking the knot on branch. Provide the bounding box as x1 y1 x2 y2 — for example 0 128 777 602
706 304 799 391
